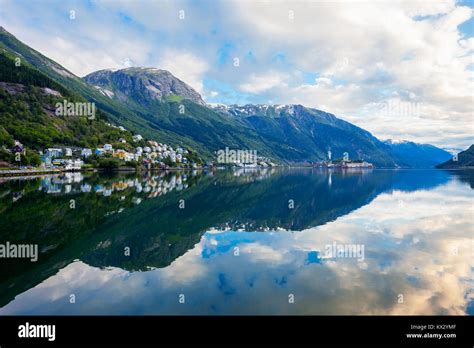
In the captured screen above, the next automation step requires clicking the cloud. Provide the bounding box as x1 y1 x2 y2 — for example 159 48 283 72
158 51 209 93
224 0 473 148
239 71 288 93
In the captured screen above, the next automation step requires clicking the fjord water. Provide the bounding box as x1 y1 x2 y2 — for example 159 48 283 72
0 169 472 315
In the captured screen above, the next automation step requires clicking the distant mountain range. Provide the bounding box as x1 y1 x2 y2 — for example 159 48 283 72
0 26 455 168
436 145 474 169
383 139 452 168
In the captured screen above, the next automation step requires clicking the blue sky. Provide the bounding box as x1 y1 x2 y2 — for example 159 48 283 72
1 0 473 149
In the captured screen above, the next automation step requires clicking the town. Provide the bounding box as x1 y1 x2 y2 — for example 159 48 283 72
1 123 203 173
41 132 198 171
1 126 279 175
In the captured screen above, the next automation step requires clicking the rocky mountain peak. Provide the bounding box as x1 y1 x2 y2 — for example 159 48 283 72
83 67 205 105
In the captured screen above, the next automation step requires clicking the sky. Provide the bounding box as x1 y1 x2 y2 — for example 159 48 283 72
1 0 473 149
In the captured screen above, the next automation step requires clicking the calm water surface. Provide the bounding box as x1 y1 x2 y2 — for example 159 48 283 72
0 168 472 315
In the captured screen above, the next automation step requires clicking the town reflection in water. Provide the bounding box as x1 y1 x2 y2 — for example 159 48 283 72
0 168 472 315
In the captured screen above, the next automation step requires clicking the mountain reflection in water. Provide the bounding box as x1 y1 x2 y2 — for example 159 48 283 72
0 168 472 315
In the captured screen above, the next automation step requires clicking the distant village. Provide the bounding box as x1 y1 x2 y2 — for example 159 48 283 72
313 151 374 169
3 123 379 174
40 137 194 170
7 122 201 172
3 122 279 173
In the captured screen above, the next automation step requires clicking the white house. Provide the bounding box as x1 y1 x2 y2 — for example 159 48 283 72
65 159 83 170
104 144 113 151
46 148 63 158
132 134 143 142
81 148 92 158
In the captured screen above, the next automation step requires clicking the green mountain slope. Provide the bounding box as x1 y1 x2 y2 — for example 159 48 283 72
219 104 398 166
0 27 164 141
0 52 143 166
436 145 474 168
384 139 452 168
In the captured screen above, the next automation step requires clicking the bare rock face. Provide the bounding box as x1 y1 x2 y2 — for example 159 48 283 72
84 67 205 105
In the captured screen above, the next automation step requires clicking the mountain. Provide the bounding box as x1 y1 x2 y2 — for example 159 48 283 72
436 145 474 168
84 68 205 105
0 27 174 146
0 27 267 158
0 26 450 167
84 64 401 166
0 52 142 166
214 104 398 166
383 139 452 168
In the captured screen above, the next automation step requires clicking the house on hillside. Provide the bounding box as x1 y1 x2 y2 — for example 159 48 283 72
132 134 143 142
81 148 92 158
95 148 105 156
104 144 113 151
46 148 63 158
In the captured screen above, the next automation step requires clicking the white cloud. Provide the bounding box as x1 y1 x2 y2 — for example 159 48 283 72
158 51 209 93
239 71 288 93
223 0 473 148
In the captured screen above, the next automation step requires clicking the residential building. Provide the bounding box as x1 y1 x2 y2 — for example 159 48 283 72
81 148 93 158
132 134 143 142
46 148 63 158
95 148 105 156
113 149 128 160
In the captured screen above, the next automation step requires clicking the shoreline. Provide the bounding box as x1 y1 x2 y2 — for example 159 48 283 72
1 165 472 178
0 166 209 178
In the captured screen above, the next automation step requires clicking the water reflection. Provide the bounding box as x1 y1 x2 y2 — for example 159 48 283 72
0 169 472 314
